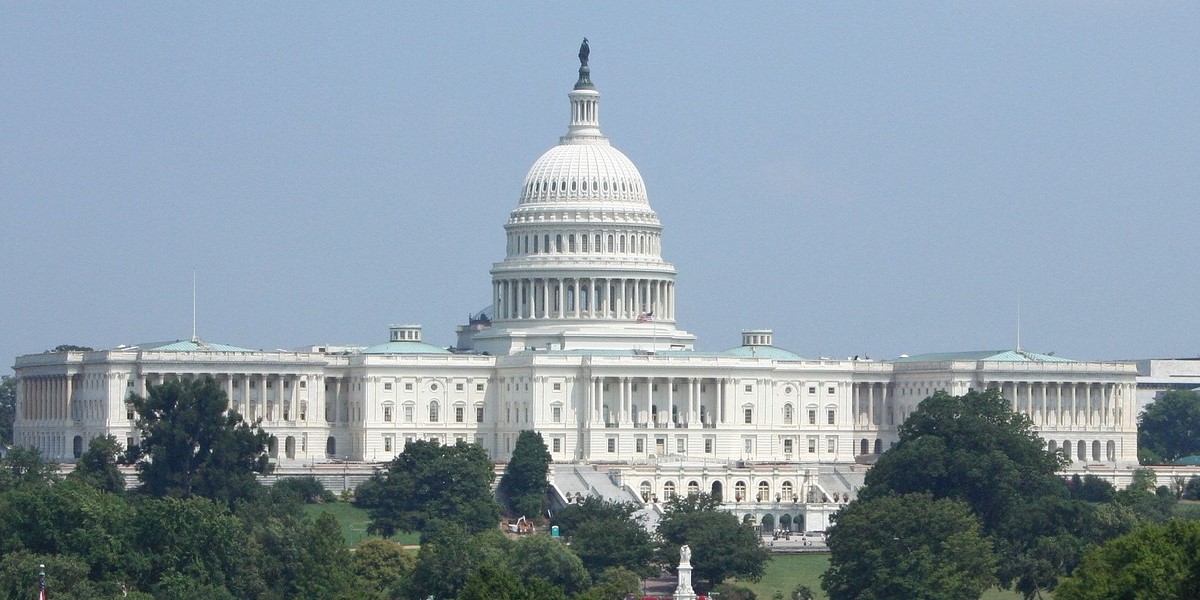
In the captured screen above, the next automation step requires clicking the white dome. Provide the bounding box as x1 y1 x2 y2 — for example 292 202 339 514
519 143 649 206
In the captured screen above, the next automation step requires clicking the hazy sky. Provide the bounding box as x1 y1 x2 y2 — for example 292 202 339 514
3 3 1198 369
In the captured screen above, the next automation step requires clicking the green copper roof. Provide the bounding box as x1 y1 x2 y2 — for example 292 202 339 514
362 341 451 355
891 350 1074 363
722 345 805 360
135 339 257 352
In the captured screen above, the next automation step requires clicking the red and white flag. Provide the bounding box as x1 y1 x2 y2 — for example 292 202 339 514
636 311 653 323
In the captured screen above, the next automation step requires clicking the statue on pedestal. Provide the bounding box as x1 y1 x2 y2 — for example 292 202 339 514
674 544 696 600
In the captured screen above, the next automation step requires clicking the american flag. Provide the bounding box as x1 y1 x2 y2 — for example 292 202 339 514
636 311 653 323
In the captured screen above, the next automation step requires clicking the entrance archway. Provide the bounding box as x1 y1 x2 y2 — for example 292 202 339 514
285 436 296 459
711 480 723 501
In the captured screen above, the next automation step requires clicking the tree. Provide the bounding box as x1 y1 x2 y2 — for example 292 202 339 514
69 435 127 494
351 538 415 599
131 496 255 597
408 522 512 600
0 374 14 445
508 534 590 596
130 377 271 504
1054 519 1200 600
656 493 769 590
0 445 58 492
497 430 552 519
550 496 656 578
366 439 500 536
857 389 1085 597
822 493 996 600
574 567 641 600
1138 390 1200 463
46 344 95 353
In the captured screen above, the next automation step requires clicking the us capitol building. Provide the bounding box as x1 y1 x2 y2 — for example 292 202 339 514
12 43 1139 530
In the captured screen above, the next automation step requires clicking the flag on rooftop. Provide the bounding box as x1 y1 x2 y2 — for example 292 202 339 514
637 311 653 323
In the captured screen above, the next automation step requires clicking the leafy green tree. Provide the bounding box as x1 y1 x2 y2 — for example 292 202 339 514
656 492 769 590
1138 390 1200 463
0 445 58 492
1184 475 1200 500
497 430 552 519
352 538 415 599
131 496 255 597
823 493 996 600
508 534 590 596
0 550 137 600
457 563 567 600
272 475 336 504
46 344 95 353
69 435 127 494
0 374 14 445
130 377 271 505
291 512 358 599
858 389 1083 597
551 496 656 578
408 522 511 600
1055 519 1200 600
367 439 500 536
574 567 641 600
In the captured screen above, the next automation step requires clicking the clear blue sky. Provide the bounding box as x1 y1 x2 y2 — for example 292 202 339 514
3 3 1198 368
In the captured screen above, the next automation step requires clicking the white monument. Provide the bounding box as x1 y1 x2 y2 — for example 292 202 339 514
674 544 697 600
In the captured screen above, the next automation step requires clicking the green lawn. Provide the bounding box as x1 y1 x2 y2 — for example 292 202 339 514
732 553 1030 600
303 502 420 547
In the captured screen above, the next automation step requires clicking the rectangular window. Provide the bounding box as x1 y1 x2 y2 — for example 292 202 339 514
676 438 686 453
827 386 835 394
250 380 256 389
126 407 135 420
632 384 638 392
607 438 617 453
636 438 645 453
284 380 290 389
784 438 794 453
456 383 464 391
405 383 413 391
552 407 562 422
744 438 753 453
384 382 393 391
127 436 134 450
827 409 836 425
404 405 413 423
808 438 817 453
808 409 816 425
455 407 464 423
704 439 713 454
552 437 561 453
808 386 816 394
827 436 837 453
299 380 306 388
553 382 562 391
266 380 273 389
744 408 753 424
430 405 439 422
653 384 659 392
476 406 484 422
476 383 484 391
383 436 393 452
383 406 393 422
744 384 753 393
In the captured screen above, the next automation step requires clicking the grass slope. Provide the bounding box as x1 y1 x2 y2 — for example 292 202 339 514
303 502 421 547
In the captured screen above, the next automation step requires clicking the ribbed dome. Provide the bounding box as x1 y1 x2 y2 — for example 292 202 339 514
519 143 649 206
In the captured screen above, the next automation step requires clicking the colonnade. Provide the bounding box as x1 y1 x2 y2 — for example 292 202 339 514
18 375 74 421
506 229 661 258
493 276 674 322
989 380 1136 429
585 375 729 427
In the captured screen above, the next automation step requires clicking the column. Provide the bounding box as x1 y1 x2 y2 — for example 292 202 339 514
719 378 727 424
619 377 628 424
867 384 875 427
574 278 581 318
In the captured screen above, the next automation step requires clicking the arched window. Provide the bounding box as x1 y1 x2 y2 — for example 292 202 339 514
544 234 550 253
1077 440 1086 461
734 480 747 501
782 480 795 501
664 481 676 499
640 480 652 501
556 234 563 253
1063 440 1072 460
1106 440 1116 462
783 403 794 425
429 401 440 423
533 236 539 253
757 480 770 502
326 436 337 458
1047 440 1058 453
72 435 83 459
1092 440 1101 461
860 438 870 455
687 480 700 496
607 235 614 252
619 235 626 253
594 234 600 252
285 436 296 459
874 438 883 454
569 234 576 252
581 235 587 252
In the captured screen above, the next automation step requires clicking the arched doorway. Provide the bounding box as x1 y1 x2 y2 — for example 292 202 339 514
711 480 723 501
72 435 83 459
268 436 278 459
780 513 793 532
325 436 337 458
860 438 870 455
761 513 775 533
874 438 883 454
285 436 296 459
